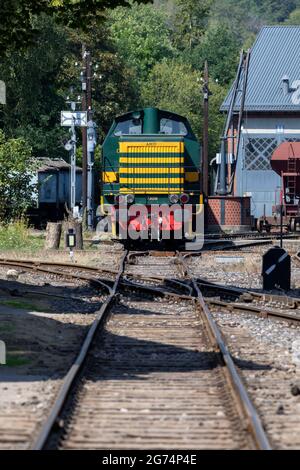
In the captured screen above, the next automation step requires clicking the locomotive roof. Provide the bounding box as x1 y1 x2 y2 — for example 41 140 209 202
114 107 188 122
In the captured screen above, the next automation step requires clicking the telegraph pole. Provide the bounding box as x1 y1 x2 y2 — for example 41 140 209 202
81 45 96 230
202 61 209 196
81 45 90 224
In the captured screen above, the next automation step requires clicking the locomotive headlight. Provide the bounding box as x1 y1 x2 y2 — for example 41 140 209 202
126 194 135 204
169 194 179 204
114 194 126 204
180 193 190 204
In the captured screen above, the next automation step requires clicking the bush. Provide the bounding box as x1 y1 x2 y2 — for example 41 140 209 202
0 130 37 222
0 220 43 251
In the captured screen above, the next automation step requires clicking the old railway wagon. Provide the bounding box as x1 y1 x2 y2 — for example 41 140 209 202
100 107 202 244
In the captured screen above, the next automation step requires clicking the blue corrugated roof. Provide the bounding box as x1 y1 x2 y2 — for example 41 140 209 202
221 26 300 112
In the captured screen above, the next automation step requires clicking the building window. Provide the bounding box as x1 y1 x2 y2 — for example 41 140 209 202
244 137 300 171
244 138 278 170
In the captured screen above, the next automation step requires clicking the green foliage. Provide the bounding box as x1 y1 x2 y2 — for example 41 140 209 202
141 59 226 159
109 4 174 83
0 219 43 251
1 0 300 214
189 24 240 85
285 7 300 24
1 15 67 159
1 15 137 158
173 0 213 50
0 131 37 221
56 18 138 139
6 354 30 367
0 0 151 55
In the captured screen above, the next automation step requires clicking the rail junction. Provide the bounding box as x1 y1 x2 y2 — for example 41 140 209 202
1 249 300 450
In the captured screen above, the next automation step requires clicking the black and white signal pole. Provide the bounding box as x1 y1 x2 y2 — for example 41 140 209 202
80 46 98 230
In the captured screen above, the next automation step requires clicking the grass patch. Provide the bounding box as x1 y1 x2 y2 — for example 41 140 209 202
0 299 48 312
0 220 44 251
6 354 30 367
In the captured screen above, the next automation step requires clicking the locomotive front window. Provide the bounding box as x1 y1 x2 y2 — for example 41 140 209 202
114 119 142 136
160 118 187 135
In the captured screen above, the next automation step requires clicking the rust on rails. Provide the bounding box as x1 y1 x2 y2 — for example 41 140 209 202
206 299 300 325
176 252 271 450
31 251 128 450
15 250 268 450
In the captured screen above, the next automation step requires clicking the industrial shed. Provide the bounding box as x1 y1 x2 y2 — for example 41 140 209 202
221 26 300 218
28 158 82 225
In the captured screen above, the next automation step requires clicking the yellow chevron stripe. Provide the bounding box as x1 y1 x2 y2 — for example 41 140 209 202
119 141 184 153
120 178 184 184
119 167 184 174
120 157 184 164
102 171 118 183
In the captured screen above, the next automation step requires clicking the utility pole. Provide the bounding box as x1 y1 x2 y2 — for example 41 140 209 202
70 115 77 211
81 45 91 225
202 61 210 196
81 45 97 230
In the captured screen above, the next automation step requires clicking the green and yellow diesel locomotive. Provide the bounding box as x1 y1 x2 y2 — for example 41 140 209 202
100 107 203 243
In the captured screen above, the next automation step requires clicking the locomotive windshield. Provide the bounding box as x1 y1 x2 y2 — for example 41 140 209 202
114 114 189 136
114 119 142 136
160 118 187 135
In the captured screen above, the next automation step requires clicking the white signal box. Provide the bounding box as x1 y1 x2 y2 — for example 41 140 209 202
61 111 87 127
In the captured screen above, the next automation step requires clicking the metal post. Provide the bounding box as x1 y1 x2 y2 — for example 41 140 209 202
81 45 88 222
202 61 209 196
280 204 283 249
219 137 227 195
87 160 93 230
70 117 77 211
87 121 96 230
86 54 94 230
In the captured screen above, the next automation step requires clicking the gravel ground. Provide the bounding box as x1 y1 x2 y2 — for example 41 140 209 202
191 250 300 293
188 251 300 449
211 310 300 449
0 247 122 449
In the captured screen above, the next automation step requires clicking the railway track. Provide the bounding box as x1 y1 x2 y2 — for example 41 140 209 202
1 256 300 323
21 251 270 450
2 251 300 449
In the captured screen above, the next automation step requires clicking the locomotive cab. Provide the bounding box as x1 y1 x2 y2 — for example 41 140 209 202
100 107 203 244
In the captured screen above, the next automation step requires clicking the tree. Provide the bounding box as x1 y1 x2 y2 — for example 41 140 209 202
109 4 174 83
0 130 36 221
0 15 69 159
0 0 150 55
141 59 227 159
189 24 240 86
56 18 139 140
254 0 296 23
285 7 300 24
1 15 138 158
173 0 212 51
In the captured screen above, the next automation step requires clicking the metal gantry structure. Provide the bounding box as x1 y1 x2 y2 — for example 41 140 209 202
215 50 251 195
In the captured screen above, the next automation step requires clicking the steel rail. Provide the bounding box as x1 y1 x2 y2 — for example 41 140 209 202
0 257 118 276
207 298 300 324
1 256 298 311
31 251 128 450
205 231 300 241
196 278 300 308
177 252 272 450
0 260 113 293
